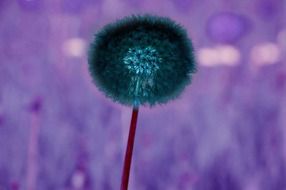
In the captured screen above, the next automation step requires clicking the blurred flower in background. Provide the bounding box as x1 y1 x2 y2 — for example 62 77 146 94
0 0 285 190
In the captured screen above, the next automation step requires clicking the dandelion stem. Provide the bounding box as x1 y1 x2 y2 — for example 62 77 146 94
120 107 139 190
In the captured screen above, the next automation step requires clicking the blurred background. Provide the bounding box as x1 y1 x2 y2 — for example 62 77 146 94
0 0 286 189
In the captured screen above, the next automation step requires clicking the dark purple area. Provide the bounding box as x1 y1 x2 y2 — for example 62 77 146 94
255 0 282 19
61 0 86 14
171 0 193 11
206 12 250 43
17 0 44 11
0 115 3 126
28 97 43 113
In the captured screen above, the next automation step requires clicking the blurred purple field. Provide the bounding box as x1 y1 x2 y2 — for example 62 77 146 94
0 0 286 189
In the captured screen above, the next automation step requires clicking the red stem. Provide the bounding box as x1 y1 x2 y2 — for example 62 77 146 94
120 107 139 190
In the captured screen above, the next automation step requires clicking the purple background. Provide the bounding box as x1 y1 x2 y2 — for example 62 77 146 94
0 0 286 189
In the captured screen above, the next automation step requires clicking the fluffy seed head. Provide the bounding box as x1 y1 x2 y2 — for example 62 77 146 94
88 15 196 106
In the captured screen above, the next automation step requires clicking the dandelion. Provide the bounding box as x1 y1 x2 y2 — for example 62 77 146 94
88 15 196 190
88 15 196 106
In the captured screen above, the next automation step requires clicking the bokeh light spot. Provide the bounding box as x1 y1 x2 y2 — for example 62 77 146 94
63 38 86 58
72 171 85 188
198 45 240 66
251 42 281 66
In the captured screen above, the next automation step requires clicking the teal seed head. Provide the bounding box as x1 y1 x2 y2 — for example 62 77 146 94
88 15 196 107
